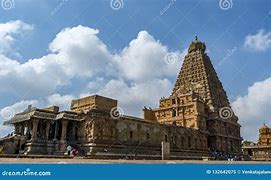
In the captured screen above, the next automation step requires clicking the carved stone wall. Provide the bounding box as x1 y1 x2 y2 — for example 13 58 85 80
258 124 271 146
81 110 208 156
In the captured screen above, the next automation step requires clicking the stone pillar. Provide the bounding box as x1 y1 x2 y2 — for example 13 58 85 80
71 122 76 141
31 119 39 142
45 122 50 141
61 120 68 141
25 123 30 139
78 122 85 141
20 124 25 135
161 142 170 160
53 121 58 141
15 124 20 135
92 121 98 140
59 120 68 153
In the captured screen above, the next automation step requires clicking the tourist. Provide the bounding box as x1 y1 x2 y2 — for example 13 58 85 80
67 145 72 156
72 148 79 157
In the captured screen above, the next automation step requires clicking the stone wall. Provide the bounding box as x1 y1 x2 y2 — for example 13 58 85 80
70 95 117 112
81 109 209 158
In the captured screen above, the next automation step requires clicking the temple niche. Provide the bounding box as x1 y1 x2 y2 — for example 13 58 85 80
0 37 242 159
85 121 94 142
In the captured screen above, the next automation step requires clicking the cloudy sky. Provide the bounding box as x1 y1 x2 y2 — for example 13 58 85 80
0 0 270 141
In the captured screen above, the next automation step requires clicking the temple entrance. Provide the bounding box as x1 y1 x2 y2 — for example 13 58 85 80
248 149 253 156
67 121 78 141
56 121 62 140
48 121 56 140
37 121 47 142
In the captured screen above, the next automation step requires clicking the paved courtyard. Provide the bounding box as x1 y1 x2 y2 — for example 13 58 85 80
0 158 270 164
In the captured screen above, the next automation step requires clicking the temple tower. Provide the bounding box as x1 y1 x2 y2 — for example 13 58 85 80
150 36 242 154
258 124 271 146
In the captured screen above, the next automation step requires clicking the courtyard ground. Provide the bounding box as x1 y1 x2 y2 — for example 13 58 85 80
0 158 270 164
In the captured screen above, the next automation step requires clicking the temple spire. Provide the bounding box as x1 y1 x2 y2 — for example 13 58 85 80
172 37 229 109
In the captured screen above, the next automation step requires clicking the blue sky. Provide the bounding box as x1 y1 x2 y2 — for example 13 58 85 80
0 0 271 141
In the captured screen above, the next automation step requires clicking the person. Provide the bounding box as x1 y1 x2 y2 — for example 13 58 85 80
72 148 78 157
67 145 72 156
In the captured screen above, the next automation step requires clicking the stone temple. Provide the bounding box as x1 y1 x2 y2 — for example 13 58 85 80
0 37 242 159
242 124 271 160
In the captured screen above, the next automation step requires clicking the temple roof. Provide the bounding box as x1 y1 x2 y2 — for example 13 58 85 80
3 108 82 125
172 36 231 109
188 36 206 53
260 123 269 129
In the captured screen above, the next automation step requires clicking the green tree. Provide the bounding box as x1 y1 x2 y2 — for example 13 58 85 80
242 140 254 146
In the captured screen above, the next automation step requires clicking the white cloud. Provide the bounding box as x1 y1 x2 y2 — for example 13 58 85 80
115 31 184 82
96 78 173 117
0 24 184 98
49 26 112 77
0 20 33 54
232 77 271 142
0 25 112 97
244 29 271 51
46 94 75 110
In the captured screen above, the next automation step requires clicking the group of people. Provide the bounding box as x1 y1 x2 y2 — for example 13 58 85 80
3 132 14 138
66 145 79 156
209 149 241 161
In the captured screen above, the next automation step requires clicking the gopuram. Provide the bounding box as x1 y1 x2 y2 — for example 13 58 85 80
242 124 271 160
